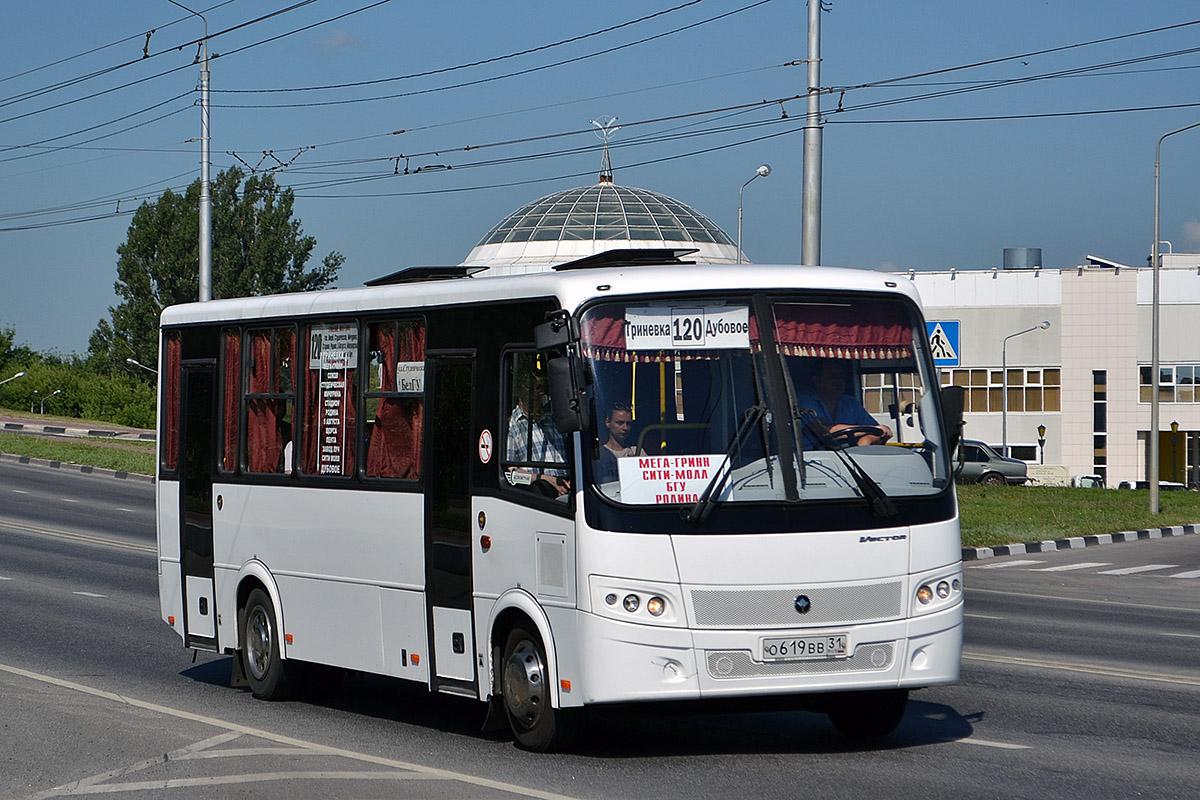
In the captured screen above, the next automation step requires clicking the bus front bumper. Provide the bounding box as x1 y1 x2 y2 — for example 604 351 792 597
575 603 962 705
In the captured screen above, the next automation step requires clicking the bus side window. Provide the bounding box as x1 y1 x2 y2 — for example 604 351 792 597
502 352 571 499
220 328 240 473
365 320 425 480
161 330 181 474
245 327 296 475
300 321 359 478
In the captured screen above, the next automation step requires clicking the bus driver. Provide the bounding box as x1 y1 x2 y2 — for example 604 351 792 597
797 359 892 448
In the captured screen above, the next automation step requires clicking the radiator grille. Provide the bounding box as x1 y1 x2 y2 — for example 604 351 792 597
690 582 903 628
706 643 895 679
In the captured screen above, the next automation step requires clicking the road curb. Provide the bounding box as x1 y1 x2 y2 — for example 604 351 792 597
962 523 1199 560
0 451 155 484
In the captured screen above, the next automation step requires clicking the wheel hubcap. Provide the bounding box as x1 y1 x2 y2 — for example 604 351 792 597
504 639 545 728
246 605 272 681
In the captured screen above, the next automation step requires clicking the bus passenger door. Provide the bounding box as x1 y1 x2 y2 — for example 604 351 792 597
425 355 476 690
179 363 218 649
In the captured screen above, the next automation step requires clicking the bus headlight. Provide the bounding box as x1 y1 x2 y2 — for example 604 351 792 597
590 577 683 627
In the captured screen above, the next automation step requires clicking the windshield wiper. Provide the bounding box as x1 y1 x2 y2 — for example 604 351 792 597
796 408 896 518
682 403 766 525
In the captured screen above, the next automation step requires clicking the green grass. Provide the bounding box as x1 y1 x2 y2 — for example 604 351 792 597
957 484 1200 547
3 429 1197 548
0 432 155 476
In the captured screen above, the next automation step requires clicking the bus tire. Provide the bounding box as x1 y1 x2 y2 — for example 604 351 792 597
501 626 583 752
827 689 909 739
240 588 305 701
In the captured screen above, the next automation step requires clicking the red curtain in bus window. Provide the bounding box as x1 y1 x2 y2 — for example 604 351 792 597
163 333 181 471
302 325 358 477
366 322 424 479
770 303 913 360
246 331 282 473
221 331 240 472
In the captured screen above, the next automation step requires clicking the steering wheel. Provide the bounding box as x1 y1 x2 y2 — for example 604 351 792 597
829 425 886 448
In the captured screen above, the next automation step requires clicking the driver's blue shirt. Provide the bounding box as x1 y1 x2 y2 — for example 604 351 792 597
795 387 880 449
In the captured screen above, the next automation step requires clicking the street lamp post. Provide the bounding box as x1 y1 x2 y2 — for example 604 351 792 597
1001 321 1051 458
126 357 159 375
40 389 62 415
0 370 25 387
167 0 211 302
1037 424 1046 465
736 164 771 264
1151 121 1200 512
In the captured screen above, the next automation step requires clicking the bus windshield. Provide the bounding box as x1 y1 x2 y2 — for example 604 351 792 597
581 295 952 508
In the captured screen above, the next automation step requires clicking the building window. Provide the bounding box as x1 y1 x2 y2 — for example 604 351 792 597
938 367 1060 413
1093 371 1107 479
863 370 924 416
1140 364 1199 403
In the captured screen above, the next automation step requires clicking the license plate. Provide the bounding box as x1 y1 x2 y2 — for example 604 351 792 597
761 634 848 661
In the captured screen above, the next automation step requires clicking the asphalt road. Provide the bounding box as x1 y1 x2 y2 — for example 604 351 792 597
1 458 1197 799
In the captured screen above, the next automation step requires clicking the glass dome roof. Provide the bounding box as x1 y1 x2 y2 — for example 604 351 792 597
478 184 733 246
462 183 741 271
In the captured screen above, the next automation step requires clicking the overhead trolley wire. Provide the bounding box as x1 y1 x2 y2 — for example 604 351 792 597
211 0 778 109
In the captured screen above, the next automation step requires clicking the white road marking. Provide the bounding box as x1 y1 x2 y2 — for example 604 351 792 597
971 559 1045 570
1160 631 1200 640
0 662 582 800
965 613 1005 620
60 498 79 503
964 651 1200 687
1030 562 1111 572
0 576 12 581
949 737 1031 751
73 591 106 598
1095 564 1177 576
967 586 1200 614
13 489 28 494
1169 569 1200 579
0 517 155 554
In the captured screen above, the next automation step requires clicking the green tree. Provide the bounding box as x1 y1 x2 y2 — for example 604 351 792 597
89 168 344 373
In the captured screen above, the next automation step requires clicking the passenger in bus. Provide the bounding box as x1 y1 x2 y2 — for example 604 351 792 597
797 359 892 448
596 402 640 484
507 377 571 497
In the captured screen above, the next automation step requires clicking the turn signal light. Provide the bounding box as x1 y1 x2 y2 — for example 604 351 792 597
646 596 665 616
916 585 933 605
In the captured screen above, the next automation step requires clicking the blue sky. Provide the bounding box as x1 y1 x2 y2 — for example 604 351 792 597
3 0 1200 355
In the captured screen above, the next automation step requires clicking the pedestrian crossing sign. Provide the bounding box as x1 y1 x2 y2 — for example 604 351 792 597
926 321 960 366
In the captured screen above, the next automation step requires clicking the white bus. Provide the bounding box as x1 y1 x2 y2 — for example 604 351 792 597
156 249 966 751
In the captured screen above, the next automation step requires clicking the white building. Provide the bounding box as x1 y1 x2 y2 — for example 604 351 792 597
913 253 1200 487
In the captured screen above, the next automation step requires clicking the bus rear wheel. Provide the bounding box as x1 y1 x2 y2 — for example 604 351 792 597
827 689 909 739
501 626 583 752
240 588 305 701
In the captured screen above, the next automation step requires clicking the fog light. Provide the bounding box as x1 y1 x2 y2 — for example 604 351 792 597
916 585 933 605
646 596 665 616
936 581 951 599
605 593 618 606
623 594 640 612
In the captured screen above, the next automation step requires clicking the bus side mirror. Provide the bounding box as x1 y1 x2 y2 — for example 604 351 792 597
535 312 577 350
940 385 965 454
547 356 589 434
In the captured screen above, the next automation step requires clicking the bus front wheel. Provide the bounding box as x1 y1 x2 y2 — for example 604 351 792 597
240 588 305 701
501 626 583 752
827 689 909 739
